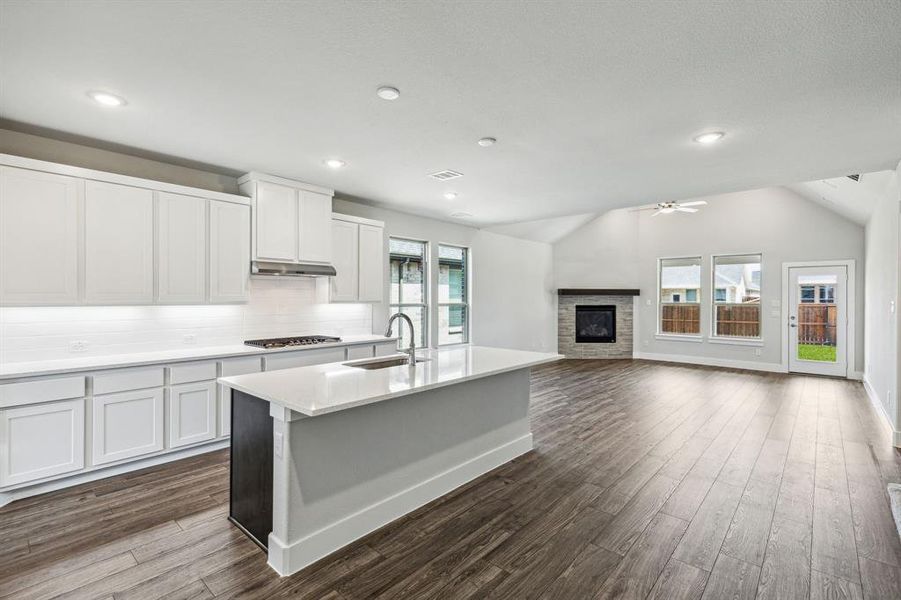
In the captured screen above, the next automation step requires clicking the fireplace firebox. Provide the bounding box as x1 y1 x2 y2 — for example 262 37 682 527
575 305 616 343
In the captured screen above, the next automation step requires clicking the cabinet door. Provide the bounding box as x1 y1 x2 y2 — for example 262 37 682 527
358 224 384 302
168 381 217 448
298 190 333 264
330 220 359 301
255 181 297 261
92 388 164 465
209 201 250 303
0 398 84 487
0 167 80 305
157 192 207 304
84 181 154 304
375 341 399 357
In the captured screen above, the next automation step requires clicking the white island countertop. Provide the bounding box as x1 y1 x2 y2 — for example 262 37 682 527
218 345 562 417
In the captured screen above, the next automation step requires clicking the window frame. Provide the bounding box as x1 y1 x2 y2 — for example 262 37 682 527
388 236 430 348
657 256 702 338
710 253 763 342
437 243 470 346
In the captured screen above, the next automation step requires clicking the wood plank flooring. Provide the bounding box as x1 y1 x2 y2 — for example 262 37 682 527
2 359 901 599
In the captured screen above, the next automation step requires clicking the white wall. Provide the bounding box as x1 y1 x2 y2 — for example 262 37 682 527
554 187 866 372
863 162 901 436
333 199 557 353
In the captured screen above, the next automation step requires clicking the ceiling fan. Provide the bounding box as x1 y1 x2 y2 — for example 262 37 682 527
634 200 708 216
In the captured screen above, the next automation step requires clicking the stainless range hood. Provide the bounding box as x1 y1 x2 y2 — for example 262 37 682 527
251 261 337 277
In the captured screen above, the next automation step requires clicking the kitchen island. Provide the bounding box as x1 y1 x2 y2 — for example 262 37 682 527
218 345 560 576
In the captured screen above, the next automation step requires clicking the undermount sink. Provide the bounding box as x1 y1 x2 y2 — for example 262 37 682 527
344 356 430 370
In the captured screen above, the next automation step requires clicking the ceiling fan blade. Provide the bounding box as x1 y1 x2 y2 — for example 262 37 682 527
679 201 708 207
660 207 676 214
676 207 698 213
650 210 662 217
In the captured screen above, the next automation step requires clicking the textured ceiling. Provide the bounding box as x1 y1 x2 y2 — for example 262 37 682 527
789 170 896 226
1 0 900 226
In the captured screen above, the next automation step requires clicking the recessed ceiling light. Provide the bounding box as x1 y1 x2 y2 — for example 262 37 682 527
443 192 457 200
693 131 725 145
477 137 497 147
88 91 126 107
377 86 400 100
324 159 346 169
450 212 472 219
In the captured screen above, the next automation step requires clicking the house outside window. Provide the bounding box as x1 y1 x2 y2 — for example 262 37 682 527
438 244 469 345
800 285 815 303
818 285 835 303
659 257 701 335
714 288 727 302
713 254 762 338
389 238 428 347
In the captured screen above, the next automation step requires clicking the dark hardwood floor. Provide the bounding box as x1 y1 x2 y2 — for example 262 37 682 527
2 359 901 599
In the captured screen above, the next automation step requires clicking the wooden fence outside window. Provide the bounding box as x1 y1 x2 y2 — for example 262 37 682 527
661 303 836 344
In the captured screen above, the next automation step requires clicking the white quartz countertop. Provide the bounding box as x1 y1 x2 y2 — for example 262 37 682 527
0 335 396 380
218 345 562 417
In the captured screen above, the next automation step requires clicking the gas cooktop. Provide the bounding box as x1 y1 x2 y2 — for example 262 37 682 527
243 335 341 349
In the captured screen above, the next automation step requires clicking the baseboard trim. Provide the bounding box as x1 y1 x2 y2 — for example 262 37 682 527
267 432 534 577
863 376 901 447
0 439 229 508
633 351 786 374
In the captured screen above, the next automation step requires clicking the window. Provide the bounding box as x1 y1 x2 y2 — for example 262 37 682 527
800 285 815 303
659 257 701 334
715 288 727 302
713 254 761 338
819 285 835 304
389 238 428 347
438 244 469 345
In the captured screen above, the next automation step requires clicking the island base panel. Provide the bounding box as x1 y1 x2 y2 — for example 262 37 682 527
229 390 273 550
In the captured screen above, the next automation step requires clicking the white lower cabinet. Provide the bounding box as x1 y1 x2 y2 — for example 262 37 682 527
346 345 375 360
168 381 217 449
218 357 262 438
0 398 85 487
92 389 164 465
264 347 347 371
375 342 399 357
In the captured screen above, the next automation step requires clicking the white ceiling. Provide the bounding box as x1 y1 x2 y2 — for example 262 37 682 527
2 1 900 226
789 170 895 226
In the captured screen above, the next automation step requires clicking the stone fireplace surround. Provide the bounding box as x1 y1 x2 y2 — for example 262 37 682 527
557 289 639 359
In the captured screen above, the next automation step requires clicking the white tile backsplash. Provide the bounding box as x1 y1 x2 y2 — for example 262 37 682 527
0 278 373 362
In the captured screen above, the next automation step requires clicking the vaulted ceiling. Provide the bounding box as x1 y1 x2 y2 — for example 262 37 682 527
2 1 899 225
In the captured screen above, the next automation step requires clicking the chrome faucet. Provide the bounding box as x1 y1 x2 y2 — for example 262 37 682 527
385 312 416 366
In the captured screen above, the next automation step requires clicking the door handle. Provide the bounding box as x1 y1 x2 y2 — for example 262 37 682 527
790 323 797 328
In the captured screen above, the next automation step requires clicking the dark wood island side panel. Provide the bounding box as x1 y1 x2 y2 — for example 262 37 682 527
229 390 274 550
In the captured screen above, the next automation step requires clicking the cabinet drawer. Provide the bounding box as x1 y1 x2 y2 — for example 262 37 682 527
93 367 165 395
263 348 347 371
0 376 85 408
346 345 374 360
375 342 399 357
219 356 262 377
168 361 217 385
0 398 85 487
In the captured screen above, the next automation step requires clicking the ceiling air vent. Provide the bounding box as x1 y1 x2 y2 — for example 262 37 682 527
847 174 860 182
429 170 463 181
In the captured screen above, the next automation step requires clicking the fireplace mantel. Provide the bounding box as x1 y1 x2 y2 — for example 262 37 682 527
557 289 640 296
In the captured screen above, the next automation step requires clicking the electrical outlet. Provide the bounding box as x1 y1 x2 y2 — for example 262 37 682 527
183 334 197 345
69 340 89 353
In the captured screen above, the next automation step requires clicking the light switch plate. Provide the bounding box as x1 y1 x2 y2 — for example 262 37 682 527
274 432 284 459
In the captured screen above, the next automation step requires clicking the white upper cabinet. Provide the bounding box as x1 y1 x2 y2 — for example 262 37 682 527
84 181 154 305
239 172 335 266
299 190 333 263
0 154 251 307
330 218 359 302
358 223 384 302
157 192 207 304
254 181 298 261
0 166 81 305
320 214 385 303
209 200 250 303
